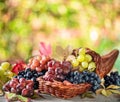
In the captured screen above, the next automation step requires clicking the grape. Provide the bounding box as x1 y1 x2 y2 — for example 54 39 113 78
21 88 29 97
7 71 14 78
28 55 50 72
43 60 72 82
88 62 96 72
81 61 88 68
79 48 86 55
66 71 101 92
1 62 10 71
72 59 79 67
3 78 34 97
77 54 85 62
79 66 84 72
85 54 92 62
104 71 120 87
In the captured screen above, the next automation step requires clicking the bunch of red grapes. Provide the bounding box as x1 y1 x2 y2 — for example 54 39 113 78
3 78 34 97
43 59 72 81
28 55 50 72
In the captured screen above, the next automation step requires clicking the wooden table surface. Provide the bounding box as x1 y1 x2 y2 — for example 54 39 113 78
0 94 120 102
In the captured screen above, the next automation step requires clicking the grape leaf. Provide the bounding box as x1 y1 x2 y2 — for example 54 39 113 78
39 42 52 56
55 45 73 60
107 85 120 89
95 89 103 94
5 93 31 102
101 89 108 97
0 90 4 96
109 90 120 95
106 90 112 96
80 91 94 99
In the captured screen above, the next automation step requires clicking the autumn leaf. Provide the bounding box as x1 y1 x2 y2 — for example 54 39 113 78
55 45 73 60
107 85 120 89
39 42 52 56
0 90 4 96
80 91 94 99
95 89 103 94
109 90 120 94
101 89 108 96
106 90 112 96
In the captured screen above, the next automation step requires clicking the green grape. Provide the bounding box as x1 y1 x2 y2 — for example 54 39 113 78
79 66 85 72
81 61 88 68
7 71 14 79
85 54 92 62
1 62 10 71
77 54 85 62
79 48 86 55
72 59 79 67
88 62 96 72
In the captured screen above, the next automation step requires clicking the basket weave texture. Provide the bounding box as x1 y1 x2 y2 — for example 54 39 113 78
37 77 91 99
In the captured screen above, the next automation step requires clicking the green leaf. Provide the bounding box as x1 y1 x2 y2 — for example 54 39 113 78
5 93 18 101
107 85 120 89
80 91 94 99
110 90 120 95
5 93 31 102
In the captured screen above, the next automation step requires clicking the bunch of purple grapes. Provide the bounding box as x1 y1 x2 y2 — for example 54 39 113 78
43 60 72 81
104 71 120 87
3 78 34 97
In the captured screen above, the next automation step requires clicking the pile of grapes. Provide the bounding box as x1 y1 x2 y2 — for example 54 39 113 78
14 68 46 89
43 60 72 81
71 48 96 72
3 78 34 97
1 47 120 99
28 55 50 72
104 71 120 87
66 71 101 91
0 62 14 89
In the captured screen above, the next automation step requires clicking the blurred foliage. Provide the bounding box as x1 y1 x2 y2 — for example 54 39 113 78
0 0 120 71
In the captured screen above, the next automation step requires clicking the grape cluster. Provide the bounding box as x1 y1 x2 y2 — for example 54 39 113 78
28 55 50 72
3 78 34 97
14 68 46 89
43 60 72 81
71 48 96 72
104 71 120 87
66 71 101 92
0 62 14 89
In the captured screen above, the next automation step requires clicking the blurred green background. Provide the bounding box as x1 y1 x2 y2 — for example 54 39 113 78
0 0 120 71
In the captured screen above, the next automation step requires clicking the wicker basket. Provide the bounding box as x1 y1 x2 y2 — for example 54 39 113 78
37 77 91 99
37 48 119 99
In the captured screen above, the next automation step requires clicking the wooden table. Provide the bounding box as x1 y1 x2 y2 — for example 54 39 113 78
0 94 120 102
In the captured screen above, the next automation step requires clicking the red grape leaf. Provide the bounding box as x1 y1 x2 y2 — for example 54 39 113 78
39 42 52 56
11 61 26 74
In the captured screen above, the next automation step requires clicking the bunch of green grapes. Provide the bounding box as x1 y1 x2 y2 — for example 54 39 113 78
0 62 14 90
71 48 96 72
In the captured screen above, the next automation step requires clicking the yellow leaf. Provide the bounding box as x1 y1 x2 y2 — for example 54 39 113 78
110 90 120 95
95 89 103 95
101 89 108 97
106 90 112 96
107 85 120 89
